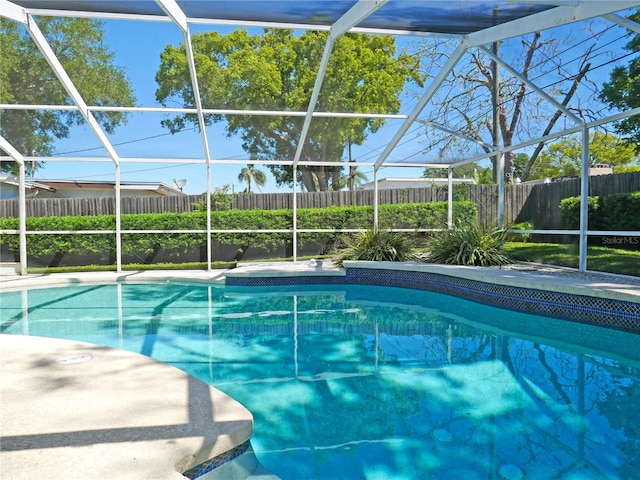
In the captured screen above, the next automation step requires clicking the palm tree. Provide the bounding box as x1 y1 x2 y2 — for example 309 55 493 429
347 166 368 191
345 142 368 191
237 164 267 193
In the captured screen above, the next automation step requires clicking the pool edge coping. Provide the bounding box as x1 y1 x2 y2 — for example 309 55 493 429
2 262 638 302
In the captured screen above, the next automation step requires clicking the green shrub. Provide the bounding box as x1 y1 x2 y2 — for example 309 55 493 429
426 221 513 266
0 201 477 264
560 192 640 230
333 230 416 267
507 221 534 242
192 184 234 211
599 192 640 230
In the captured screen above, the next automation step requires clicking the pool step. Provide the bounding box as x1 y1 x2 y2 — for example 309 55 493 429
197 447 280 480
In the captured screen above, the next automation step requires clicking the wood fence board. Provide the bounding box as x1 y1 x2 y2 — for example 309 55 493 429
1 172 638 232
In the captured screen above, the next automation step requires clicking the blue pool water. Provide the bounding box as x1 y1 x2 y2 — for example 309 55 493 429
1 282 639 480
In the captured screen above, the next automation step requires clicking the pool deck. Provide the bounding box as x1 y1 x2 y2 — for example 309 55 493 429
0 335 254 480
1 262 638 480
1 261 639 301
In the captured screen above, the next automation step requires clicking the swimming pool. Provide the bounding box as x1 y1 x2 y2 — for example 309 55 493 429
1 281 639 480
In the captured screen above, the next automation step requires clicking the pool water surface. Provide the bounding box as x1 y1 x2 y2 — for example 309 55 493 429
1 282 639 480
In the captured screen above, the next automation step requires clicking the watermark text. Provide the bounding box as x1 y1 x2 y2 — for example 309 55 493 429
601 236 639 246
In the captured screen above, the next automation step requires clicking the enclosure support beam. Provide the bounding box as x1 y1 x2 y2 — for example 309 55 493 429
452 107 640 170
292 1 387 170
156 0 188 31
373 169 379 233
374 40 467 170
24 15 121 166
181 21 214 271
447 166 453 229
114 165 122 271
160 0 214 270
418 120 492 150
492 37 503 229
497 153 505 228
293 166 298 262
479 46 583 125
0 136 27 275
603 13 640 34
23 13 125 271
292 35 334 169
468 2 638 47
578 126 589 272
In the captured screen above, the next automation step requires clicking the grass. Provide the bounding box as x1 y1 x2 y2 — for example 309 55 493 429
505 242 640 277
26 261 237 274
21 244 639 277
24 255 328 274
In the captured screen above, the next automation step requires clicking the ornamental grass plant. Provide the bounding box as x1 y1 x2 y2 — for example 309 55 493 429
427 221 513 267
334 230 416 267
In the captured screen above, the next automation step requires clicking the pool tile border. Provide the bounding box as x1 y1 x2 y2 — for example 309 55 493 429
226 274 344 287
226 266 640 334
183 440 251 479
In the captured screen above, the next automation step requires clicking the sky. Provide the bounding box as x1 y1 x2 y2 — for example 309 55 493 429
34 8 635 195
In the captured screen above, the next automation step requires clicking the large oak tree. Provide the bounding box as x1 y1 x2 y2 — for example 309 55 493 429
155 29 420 192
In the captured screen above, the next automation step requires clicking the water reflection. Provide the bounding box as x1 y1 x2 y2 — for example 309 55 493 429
1 283 638 479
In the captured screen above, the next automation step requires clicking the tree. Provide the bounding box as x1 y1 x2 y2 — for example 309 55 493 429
237 164 267 193
346 166 368 191
512 152 529 180
413 26 606 182
423 163 494 184
0 17 135 174
599 9 640 149
155 29 420 192
529 131 639 180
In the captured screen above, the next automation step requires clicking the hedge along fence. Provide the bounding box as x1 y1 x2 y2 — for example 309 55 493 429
559 191 640 230
559 192 640 250
0 201 477 265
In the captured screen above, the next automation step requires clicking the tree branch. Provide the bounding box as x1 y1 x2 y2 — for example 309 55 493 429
522 62 591 181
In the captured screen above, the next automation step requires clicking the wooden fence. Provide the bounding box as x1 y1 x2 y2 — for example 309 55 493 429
1 172 638 230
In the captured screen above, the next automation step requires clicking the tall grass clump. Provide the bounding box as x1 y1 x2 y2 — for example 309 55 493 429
334 230 415 267
427 222 513 266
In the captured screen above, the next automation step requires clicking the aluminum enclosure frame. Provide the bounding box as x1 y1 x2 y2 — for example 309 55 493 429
1 0 639 274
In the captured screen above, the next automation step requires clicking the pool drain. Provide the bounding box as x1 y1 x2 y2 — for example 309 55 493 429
55 354 93 365
498 463 525 480
431 429 452 443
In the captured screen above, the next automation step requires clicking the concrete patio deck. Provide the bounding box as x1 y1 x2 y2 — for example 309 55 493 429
0 335 254 480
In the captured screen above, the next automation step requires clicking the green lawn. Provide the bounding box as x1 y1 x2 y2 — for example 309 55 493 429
27 261 237 274
505 242 640 277
23 244 640 277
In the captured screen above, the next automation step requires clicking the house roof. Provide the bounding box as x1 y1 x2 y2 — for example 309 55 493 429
0 176 187 196
0 174 56 192
33 179 187 196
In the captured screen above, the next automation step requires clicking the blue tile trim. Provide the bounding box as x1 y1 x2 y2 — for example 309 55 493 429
346 267 640 334
226 267 640 334
183 440 251 479
226 275 347 287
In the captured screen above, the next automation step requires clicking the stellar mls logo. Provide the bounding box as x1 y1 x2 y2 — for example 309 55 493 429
601 236 639 245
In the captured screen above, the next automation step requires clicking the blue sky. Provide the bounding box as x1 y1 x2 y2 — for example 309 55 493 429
39 13 633 194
